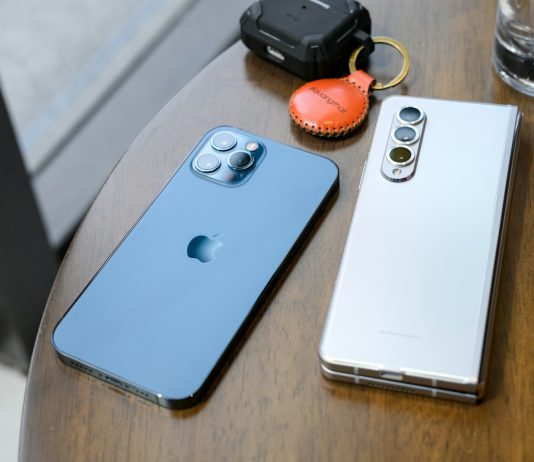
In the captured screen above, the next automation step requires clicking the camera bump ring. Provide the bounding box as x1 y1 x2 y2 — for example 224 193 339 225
349 36 411 90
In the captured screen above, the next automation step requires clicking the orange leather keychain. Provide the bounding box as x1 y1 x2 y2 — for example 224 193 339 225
289 37 410 138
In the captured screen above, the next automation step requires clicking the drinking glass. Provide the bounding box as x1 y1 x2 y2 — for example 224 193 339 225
493 0 534 96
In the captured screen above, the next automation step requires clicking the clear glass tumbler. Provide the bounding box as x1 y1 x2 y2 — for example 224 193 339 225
493 0 534 96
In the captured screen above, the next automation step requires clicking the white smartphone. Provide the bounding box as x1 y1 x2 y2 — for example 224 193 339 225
319 96 521 403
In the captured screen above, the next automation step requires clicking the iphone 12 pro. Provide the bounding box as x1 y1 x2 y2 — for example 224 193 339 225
53 126 338 409
320 96 521 403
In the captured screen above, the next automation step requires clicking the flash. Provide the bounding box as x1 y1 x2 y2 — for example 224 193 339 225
392 168 402 175
245 142 259 152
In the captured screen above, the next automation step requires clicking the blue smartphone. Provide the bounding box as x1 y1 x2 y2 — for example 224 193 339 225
52 126 338 409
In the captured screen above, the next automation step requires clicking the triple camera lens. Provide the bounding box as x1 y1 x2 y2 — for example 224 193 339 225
387 106 423 166
382 106 425 181
196 132 256 175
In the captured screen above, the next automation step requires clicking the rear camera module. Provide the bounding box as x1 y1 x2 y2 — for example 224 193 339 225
211 131 237 151
195 153 221 173
392 125 419 144
228 151 254 170
397 106 424 124
388 146 414 166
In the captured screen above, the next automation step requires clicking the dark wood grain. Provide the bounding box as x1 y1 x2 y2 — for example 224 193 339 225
21 0 534 460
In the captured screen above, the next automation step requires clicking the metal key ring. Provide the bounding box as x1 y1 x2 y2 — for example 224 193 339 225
349 36 411 90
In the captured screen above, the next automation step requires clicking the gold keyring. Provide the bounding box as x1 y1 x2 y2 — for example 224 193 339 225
349 36 411 91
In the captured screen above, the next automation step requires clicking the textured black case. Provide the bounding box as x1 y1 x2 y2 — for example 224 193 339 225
240 0 373 81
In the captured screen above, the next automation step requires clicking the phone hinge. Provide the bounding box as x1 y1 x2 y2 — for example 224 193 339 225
379 370 404 381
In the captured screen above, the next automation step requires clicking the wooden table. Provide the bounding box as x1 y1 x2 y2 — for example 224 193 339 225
21 0 534 460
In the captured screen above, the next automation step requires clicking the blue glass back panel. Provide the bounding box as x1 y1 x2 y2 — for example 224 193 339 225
52 126 338 407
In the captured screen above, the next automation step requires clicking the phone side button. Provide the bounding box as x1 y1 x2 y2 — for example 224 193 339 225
358 160 367 191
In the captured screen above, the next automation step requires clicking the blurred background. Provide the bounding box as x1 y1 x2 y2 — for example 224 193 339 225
0 0 251 459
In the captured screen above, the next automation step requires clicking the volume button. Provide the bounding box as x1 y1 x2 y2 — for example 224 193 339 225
358 160 368 191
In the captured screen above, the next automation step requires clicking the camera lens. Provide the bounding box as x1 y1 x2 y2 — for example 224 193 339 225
228 151 254 170
212 132 237 151
388 146 413 165
393 126 418 144
398 106 423 124
195 153 221 172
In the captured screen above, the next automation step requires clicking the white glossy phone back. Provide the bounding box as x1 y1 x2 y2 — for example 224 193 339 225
320 96 520 398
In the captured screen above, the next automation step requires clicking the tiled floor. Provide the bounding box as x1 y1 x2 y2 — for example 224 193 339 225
0 364 26 462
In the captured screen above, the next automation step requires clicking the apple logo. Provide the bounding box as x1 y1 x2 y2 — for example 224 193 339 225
187 234 223 263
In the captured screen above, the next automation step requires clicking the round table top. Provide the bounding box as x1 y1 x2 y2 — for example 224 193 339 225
21 0 534 460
